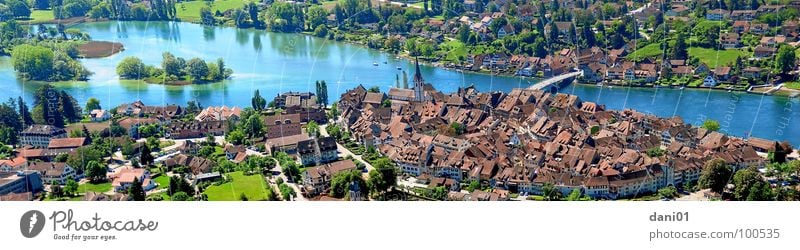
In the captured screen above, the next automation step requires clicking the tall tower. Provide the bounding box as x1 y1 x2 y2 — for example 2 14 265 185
413 57 425 102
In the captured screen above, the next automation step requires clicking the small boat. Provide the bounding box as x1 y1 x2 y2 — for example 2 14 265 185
396 66 402 70
679 86 685 90
383 61 387 64
596 82 603 87
373 62 379 66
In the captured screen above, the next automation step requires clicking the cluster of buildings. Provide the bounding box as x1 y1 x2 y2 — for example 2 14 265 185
336 60 771 200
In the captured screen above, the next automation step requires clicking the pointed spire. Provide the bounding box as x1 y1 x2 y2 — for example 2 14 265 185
413 57 424 85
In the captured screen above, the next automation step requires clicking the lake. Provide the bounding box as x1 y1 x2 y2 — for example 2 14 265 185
0 21 797 144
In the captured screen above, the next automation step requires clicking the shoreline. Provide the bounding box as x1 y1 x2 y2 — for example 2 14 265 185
26 19 799 98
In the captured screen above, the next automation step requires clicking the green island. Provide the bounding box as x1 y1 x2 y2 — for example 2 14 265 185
116 52 233 85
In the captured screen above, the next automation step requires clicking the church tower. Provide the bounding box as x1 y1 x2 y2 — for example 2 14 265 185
413 57 426 102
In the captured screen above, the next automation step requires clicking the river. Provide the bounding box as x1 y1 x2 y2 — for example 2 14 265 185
0 21 797 144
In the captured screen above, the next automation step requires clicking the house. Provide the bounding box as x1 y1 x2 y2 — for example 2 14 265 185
702 75 718 87
297 137 338 166
714 66 732 81
730 10 756 21
497 24 515 38
110 167 155 192
47 137 87 154
265 133 310 154
720 33 740 49
666 4 689 16
27 162 76 185
20 125 67 148
301 160 357 196
195 106 242 122
706 9 729 20
753 46 776 58
0 153 28 172
732 21 749 33
117 117 161 138
0 171 43 196
742 67 763 78
89 109 110 122
273 92 317 109
163 154 215 176
224 144 248 164
263 114 303 138
760 36 787 47
750 23 769 34
165 120 226 139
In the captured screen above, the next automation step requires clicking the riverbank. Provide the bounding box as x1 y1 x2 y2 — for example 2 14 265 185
575 80 800 98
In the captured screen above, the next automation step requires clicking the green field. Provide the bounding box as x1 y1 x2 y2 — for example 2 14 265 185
203 171 271 201
688 47 749 68
176 0 247 22
784 82 800 90
154 175 170 189
77 182 112 193
441 40 467 62
29 10 55 23
627 43 665 60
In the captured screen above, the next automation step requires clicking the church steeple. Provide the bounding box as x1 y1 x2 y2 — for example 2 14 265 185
413 57 424 85
412 57 426 102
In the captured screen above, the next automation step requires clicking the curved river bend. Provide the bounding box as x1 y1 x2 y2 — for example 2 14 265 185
0 21 797 144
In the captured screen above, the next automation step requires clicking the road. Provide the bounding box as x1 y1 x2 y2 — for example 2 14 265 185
319 124 375 179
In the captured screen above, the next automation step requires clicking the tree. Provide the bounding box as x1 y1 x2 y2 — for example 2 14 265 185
732 167 765 200
315 80 328 106
18 97 33 126
548 20 559 43
161 52 182 77
186 58 209 82
32 84 64 127
85 97 101 111
168 176 194 196
251 89 266 110
306 6 327 30
775 45 796 77
128 177 146 201
64 179 78 196
243 115 265 138
701 119 720 132
200 7 215 26
699 158 732 193
139 144 154 167
566 189 585 201
49 182 64 199
11 44 54 81
84 160 107 183
542 183 561 201
330 170 366 198
172 192 191 201
672 32 688 60
226 129 246 145
657 186 678 199
7 0 31 18
306 120 319 137
466 180 480 192
59 90 81 123
281 161 301 183
116 56 148 79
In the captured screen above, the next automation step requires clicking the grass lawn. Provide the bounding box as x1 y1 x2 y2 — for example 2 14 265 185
203 171 271 201
784 81 800 90
29 10 55 23
154 175 170 189
627 43 665 60
688 47 749 68
441 40 467 62
176 0 246 23
77 182 112 194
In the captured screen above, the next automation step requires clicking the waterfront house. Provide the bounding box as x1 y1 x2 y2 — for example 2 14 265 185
742 67 763 78
702 75 718 87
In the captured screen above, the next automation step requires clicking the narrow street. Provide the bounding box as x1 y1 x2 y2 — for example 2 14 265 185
319 124 374 179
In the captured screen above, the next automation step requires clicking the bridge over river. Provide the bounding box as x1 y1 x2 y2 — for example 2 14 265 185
527 71 583 90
